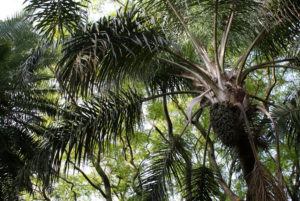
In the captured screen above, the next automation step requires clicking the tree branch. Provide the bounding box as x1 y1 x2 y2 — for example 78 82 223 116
58 175 78 200
143 113 169 143
69 161 107 199
162 94 173 139
92 157 113 201
228 158 237 189
248 94 276 107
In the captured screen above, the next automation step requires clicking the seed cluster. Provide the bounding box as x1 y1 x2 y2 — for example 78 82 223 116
210 103 241 147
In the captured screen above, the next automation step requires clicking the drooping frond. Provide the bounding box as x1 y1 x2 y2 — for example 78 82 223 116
0 126 39 198
139 137 189 201
143 55 194 95
24 0 89 42
184 166 219 201
0 14 60 197
56 7 167 97
43 89 143 170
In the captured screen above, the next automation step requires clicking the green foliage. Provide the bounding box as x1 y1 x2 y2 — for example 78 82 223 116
24 0 90 42
56 6 167 97
0 14 60 199
11 0 300 200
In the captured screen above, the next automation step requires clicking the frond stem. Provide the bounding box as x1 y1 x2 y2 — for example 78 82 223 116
202 124 211 167
165 0 212 69
236 28 266 85
162 47 210 76
235 103 259 162
213 0 222 87
178 108 203 138
219 11 234 70
264 65 277 102
156 56 220 94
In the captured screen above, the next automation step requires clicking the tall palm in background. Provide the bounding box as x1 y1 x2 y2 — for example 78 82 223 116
0 14 59 200
23 0 300 200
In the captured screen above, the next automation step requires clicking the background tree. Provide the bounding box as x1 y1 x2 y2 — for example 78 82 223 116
0 14 59 200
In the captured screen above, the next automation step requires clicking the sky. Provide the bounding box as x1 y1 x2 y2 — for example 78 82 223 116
0 0 25 20
0 0 117 21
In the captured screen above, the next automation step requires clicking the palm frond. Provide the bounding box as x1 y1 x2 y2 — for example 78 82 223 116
272 91 300 146
0 13 61 196
184 166 219 201
57 7 166 97
24 0 89 42
143 57 193 95
42 89 143 171
0 14 39 70
139 137 189 201
0 126 41 198
262 0 300 24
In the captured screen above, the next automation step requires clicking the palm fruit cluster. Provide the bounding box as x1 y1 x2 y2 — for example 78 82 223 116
210 102 241 147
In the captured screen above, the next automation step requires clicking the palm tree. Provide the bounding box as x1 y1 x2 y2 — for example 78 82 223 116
0 14 59 200
24 0 299 200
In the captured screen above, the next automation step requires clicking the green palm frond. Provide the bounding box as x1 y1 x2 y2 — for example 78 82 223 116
139 137 189 201
0 126 41 198
57 7 166 97
42 89 143 169
0 13 61 197
0 13 38 66
143 57 193 95
139 0 262 51
184 166 219 201
272 91 300 146
24 0 89 42
263 0 300 24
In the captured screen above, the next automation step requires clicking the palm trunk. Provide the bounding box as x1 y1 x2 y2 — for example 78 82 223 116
210 103 256 200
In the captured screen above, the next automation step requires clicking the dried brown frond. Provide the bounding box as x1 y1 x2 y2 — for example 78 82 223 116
248 162 287 201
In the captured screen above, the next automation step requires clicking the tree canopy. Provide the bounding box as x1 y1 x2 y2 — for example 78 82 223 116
0 0 299 200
